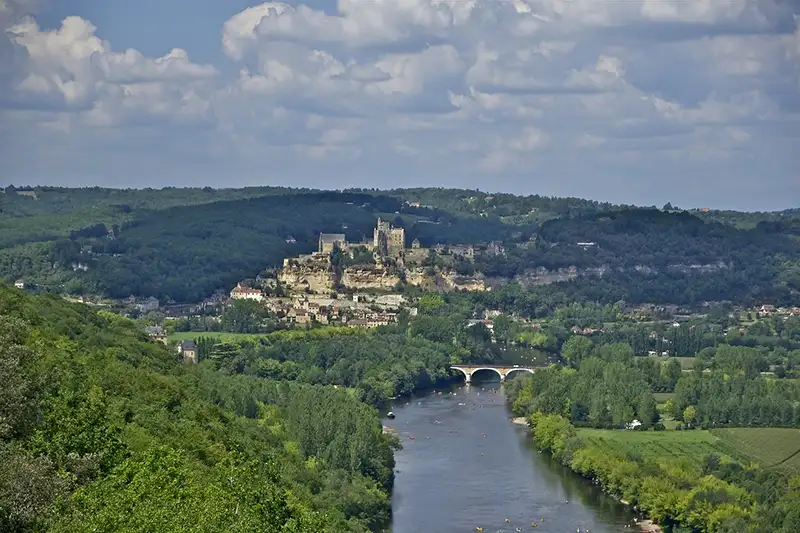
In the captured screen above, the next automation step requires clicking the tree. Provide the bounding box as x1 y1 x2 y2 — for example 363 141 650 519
492 314 514 345
0 316 39 440
562 336 595 366
637 392 658 428
663 358 683 391
683 405 697 427
221 299 268 333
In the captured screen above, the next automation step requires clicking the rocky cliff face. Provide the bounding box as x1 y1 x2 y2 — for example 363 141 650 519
440 271 488 292
404 268 429 287
341 267 402 291
278 266 335 294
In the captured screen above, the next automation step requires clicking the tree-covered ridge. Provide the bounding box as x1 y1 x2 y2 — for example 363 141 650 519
2 187 798 306
363 187 635 220
0 286 396 532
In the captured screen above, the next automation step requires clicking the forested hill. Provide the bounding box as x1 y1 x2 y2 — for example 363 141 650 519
1 185 797 305
0 285 397 532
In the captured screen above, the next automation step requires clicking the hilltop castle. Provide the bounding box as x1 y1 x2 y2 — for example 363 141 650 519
373 217 405 256
318 217 405 257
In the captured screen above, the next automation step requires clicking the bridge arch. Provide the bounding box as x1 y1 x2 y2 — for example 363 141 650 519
450 366 471 382
504 367 535 379
451 366 505 383
469 367 504 382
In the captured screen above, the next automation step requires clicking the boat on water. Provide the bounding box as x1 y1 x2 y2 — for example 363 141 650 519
387 411 396 419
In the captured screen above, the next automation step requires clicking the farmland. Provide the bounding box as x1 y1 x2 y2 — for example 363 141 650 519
711 428 800 472
576 427 800 472
576 428 744 465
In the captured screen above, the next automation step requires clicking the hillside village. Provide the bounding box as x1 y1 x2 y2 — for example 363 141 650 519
227 217 493 328
14 215 798 340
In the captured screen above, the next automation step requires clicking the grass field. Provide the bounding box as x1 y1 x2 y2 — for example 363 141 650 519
577 428 743 465
167 331 273 343
577 427 800 472
167 326 363 344
653 392 676 403
647 356 696 369
711 428 800 471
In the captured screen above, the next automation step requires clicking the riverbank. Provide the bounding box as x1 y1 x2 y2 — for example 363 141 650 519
388 382 639 533
637 519 661 532
512 413 663 533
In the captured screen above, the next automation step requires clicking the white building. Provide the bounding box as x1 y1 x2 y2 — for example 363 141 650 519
230 283 264 302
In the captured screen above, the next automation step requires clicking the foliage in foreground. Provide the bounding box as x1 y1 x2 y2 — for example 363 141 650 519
0 286 395 532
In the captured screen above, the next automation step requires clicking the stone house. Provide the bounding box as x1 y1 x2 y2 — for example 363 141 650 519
136 296 160 313
144 326 167 342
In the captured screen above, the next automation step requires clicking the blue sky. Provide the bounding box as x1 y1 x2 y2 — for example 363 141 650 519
1 0 798 210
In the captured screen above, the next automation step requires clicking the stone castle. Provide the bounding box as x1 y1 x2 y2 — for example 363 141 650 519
279 217 487 295
318 217 405 257
373 217 405 256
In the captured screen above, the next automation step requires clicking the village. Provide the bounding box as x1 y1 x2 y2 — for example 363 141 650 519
11 217 799 351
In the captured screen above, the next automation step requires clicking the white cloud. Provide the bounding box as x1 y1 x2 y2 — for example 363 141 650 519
5 15 216 125
1 0 798 209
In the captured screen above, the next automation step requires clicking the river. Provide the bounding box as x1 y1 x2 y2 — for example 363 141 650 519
385 380 637 533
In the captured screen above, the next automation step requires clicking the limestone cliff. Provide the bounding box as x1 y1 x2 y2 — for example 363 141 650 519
278 257 335 295
440 270 488 292
341 266 402 291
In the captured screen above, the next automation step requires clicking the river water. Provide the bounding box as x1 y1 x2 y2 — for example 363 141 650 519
386 380 637 533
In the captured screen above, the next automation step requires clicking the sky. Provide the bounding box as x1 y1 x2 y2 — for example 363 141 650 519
0 0 798 211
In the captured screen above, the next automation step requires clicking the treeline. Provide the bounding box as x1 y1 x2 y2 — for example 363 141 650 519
191 328 465 406
507 346 663 428
470 209 799 306
0 286 397 532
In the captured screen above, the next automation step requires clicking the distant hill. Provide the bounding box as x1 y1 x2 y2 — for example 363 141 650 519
1 186 797 305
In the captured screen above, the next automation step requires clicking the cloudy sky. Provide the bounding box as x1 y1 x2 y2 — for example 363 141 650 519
1 0 798 210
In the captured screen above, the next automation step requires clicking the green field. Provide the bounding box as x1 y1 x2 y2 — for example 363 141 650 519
577 428 743 465
653 392 676 403
647 356 696 369
577 427 800 472
167 326 363 344
711 428 800 471
167 331 273 343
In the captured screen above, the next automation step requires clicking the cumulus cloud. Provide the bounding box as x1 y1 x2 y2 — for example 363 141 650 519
4 13 216 127
1 0 798 208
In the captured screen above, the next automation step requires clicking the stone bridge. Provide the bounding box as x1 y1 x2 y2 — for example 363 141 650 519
450 365 537 383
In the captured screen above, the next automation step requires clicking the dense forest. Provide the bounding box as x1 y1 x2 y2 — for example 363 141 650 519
0 286 400 532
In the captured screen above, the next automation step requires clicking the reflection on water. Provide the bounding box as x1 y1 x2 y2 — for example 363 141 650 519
386 381 635 533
